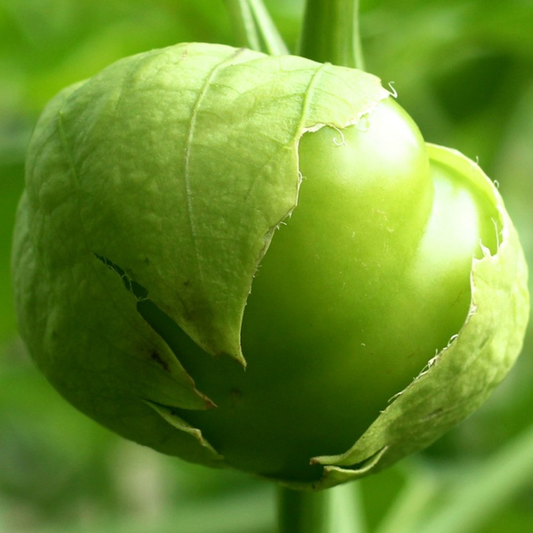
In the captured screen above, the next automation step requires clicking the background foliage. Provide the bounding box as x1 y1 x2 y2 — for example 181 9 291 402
1 0 532 531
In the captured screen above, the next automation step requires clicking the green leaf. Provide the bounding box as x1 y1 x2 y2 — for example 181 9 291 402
13 42 389 469
145 400 224 463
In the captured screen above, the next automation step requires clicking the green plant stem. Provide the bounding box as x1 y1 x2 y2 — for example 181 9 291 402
225 0 261 51
278 483 366 533
299 0 365 69
224 0 288 55
248 0 288 55
278 487 329 533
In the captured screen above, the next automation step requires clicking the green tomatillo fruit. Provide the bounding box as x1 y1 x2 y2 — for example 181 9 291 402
12 42 529 489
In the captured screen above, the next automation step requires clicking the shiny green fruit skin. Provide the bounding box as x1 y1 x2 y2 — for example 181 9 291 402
169 97 498 481
12 43 528 488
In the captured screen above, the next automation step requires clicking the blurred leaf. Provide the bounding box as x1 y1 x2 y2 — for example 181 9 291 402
0 164 25 343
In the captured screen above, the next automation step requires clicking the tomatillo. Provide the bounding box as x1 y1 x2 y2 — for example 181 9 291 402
12 42 529 489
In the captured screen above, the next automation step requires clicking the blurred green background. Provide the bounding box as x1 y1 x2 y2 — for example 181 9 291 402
1 0 532 532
